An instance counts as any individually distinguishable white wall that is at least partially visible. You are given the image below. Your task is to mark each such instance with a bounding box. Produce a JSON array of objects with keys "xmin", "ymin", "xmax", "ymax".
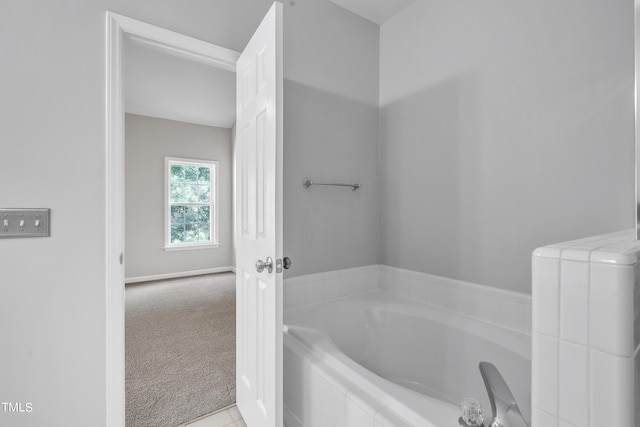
[
  {"xmin": 125, "ymin": 114, "xmax": 233, "ymax": 280},
  {"xmin": 0, "ymin": 0, "xmax": 633, "ymax": 424},
  {"xmin": 0, "ymin": 1, "xmax": 271, "ymax": 426},
  {"xmin": 283, "ymin": 0, "xmax": 380, "ymax": 277},
  {"xmin": 379, "ymin": 0, "xmax": 634, "ymax": 293}
]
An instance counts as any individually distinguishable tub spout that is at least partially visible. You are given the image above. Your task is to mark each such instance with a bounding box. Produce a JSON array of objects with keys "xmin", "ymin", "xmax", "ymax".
[{"xmin": 479, "ymin": 362, "xmax": 529, "ymax": 427}]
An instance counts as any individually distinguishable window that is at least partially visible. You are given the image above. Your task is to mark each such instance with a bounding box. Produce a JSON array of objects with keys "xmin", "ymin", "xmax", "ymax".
[{"xmin": 165, "ymin": 157, "xmax": 218, "ymax": 250}]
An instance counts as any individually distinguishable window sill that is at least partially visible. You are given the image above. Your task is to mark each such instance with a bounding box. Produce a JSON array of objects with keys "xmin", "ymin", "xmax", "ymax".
[{"xmin": 163, "ymin": 243, "xmax": 221, "ymax": 252}]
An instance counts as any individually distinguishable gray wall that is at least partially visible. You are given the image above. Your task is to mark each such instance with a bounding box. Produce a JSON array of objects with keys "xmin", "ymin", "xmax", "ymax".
[
  {"xmin": 0, "ymin": 1, "xmax": 271, "ymax": 425},
  {"xmin": 283, "ymin": 0, "xmax": 380, "ymax": 277},
  {"xmin": 379, "ymin": 0, "xmax": 634, "ymax": 294},
  {"xmin": 125, "ymin": 114, "xmax": 233, "ymax": 279}
]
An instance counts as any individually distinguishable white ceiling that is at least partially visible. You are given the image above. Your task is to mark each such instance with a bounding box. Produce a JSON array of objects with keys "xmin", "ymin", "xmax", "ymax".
[
  {"xmin": 123, "ymin": 0, "xmax": 416, "ymax": 127},
  {"xmin": 124, "ymin": 40, "xmax": 236, "ymax": 129},
  {"xmin": 328, "ymin": 0, "xmax": 416, "ymax": 25}
]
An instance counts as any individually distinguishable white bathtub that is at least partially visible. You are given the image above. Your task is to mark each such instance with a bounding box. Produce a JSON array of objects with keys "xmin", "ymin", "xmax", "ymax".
[{"xmin": 284, "ymin": 290, "xmax": 531, "ymax": 427}]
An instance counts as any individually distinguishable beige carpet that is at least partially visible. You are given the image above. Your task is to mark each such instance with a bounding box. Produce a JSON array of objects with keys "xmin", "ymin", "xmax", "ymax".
[{"xmin": 125, "ymin": 272, "xmax": 236, "ymax": 427}]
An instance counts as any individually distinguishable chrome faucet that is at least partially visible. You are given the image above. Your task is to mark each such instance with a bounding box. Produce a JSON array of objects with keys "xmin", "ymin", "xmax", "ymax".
[{"xmin": 478, "ymin": 362, "xmax": 529, "ymax": 427}]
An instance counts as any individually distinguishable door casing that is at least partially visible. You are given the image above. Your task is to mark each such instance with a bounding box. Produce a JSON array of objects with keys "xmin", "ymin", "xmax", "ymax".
[{"xmin": 105, "ymin": 13, "xmax": 240, "ymax": 425}]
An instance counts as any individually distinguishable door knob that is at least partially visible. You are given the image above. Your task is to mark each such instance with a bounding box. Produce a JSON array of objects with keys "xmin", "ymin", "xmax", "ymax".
[
  {"xmin": 275, "ymin": 257, "xmax": 292, "ymax": 273},
  {"xmin": 256, "ymin": 257, "xmax": 273, "ymax": 273}
]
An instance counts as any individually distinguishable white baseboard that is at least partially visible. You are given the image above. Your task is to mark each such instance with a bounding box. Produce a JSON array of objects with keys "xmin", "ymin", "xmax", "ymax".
[{"xmin": 125, "ymin": 266, "xmax": 235, "ymax": 284}]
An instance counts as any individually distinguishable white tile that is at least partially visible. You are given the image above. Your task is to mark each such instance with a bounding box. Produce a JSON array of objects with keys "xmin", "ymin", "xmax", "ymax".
[
  {"xmin": 285, "ymin": 284, "xmax": 306, "ymax": 310},
  {"xmin": 428, "ymin": 282, "xmax": 456, "ymax": 311},
  {"xmin": 532, "ymin": 256, "xmax": 560, "ymax": 337},
  {"xmin": 320, "ymin": 366, "xmax": 355, "ymax": 395},
  {"xmin": 284, "ymin": 336, "xmax": 321, "ymax": 422},
  {"xmin": 374, "ymin": 407, "xmax": 412, "ymax": 427},
  {"xmin": 531, "ymin": 407, "xmax": 558, "ymax": 427},
  {"xmin": 233, "ymin": 420, "xmax": 246, "ymax": 427},
  {"xmin": 284, "ymin": 275, "xmax": 306, "ymax": 289},
  {"xmin": 494, "ymin": 299, "xmax": 529, "ymax": 334},
  {"xmin": 366, "ymin": 268, "xmax": 380, "ymax": 290},
  {"xmin": 305, "ymin": 280, "xmax": 325, "ymax": 305},
  {"xmin": 560, "ymin": 260, "xmax": 589, "ymax": 345},
  {"xmin": 589, "ymin": 349, "xmax": 635, "ymax": 426},
  {"xmin": 314, "ymin": 369, "xmax": 347, "ymax": 426},
  {"xmin": 558, "ymin": 421, "xmax": 576, "ymax": 427},
  {"xmin": 561, "ymin": 248, "xmax": 591, "ymax": 262},
  {"xmin": 532, "ymin": 333, "xmax": 559, "ymax": 416},
  {"xmin": 533, "ymin": 245, "xmax": 563, "ymax": 259},
  {"xmin": 378, "ymin": 268, "xmax": 394, "ymax": 293},
  {"xmin": 345, "ymin": 387, "xmax": 384, "ymax": 427},
  {"xmin": 524, "ymin": 303, "xmax": 532, "ymax": 335},
  {"xmin": 558, "ymin": 341, "xmax": 588, "ymax": 426},
  {"xmin": 589, "ymin": 263, "xmax": 635, "ymax": 357},
  {"xmin": 393, "ymin": 275, "xmax": 413, "ymax": 299},
  {"xmin": 353, "ymin": 272, "xmax": 370, "ymax": 294},
  {"xmin": 457, "ymin": 288, "xmax": 490, "ymax": 322},
  {"xmin": 409, "ymin": 280, "xmax": 427, "ymax": 300},
  {"xmin": 324, "ymin": 277, "xmax": 345, "ymax": 301},
  {"xmin": 228, "ymin": 406, "xmax": 242, "ymax": 421},
  {"xmin": 186, "ymin": 410, "xmax": 233, "ymax": 427},
  {"xmin": 303, "ymin": 363, "xmax": 330, "ymax": 427}
]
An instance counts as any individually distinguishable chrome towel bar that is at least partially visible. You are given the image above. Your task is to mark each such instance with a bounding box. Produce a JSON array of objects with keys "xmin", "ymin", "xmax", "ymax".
[{"xmin": 302, "ymin": 178, "xmax": 360, "ymax": 191}]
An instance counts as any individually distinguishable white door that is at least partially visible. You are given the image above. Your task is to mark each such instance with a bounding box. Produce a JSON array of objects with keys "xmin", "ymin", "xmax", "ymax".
[{"xmin": 235, "ymin": 3, "xmax": 283, "ymax": 427}]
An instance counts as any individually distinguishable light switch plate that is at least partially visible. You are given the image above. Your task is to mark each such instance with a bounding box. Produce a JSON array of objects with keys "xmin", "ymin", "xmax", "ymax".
[{"xmin": 0, "ymin": 209, "xmax": 50, "ymax": 238}]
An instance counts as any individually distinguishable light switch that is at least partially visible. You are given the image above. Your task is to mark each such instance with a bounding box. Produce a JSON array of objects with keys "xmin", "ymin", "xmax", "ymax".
[{"xmin": 0, "ymin": 209, "xmax": 50, "ymax": 238}]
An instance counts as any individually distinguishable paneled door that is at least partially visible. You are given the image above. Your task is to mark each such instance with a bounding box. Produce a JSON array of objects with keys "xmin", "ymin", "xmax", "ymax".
[{"xmin": 235, "ymin": 3, "xmax": 283, "ymax": 427}]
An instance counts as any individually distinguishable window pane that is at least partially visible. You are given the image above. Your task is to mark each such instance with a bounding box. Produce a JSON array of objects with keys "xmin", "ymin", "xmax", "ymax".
[
  {"xmin": 167, "ymin": 160, "xmax": 216, "ymax": 246},
  {"xmin": 198, "ymin": 206, "xmax": 210, "ymax": 223},
  {"xmin": 170, "ymin": 165, "xmax": 184, "ymax": 182},
  {"xmin": 184, "ymin": 166, "xmax": 198, "ymax": 182},
  {"xmin": 171, "ymin": 205, "xmax": 184, "ymax": 224},
  {"xmin": 171, "ymin": 225, "xmax": 185, "ymax": 243},
  {"xmin": 185, "ymin": 184, "xmax": 198, "ymax": 203},
  {"xmin": 198, "ymin": 167, "xmax": 210, "ymax": 183},
  {"xmin": 185, "ymin": 223, "xmax": 198, "ymax": 242},
  {"xmin": 198, "ymin": 185, "xmax": 210, "ymax": 203},
  {"xmin": 170, "ymin": 183, "xmax": 184, "ymax": 202},
  {"xmin": 184, "ymin": 206, "xmax": 198, "ymax": 223},
  {"xmin": 198, "ymin": 224, "xmax": 211, "ymax": 241}
]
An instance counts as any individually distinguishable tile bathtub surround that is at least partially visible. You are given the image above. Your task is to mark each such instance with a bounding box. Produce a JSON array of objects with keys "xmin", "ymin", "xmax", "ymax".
[
  {"xmin": 285, "ymin": 264, "xmax": 532, "ymax": 333},
  {"xmin": 283, "ymin": 333, "xmax": 415, "ymax": 427},
  {"xmin": 379, "ymin": 265, "xmax": 532, "ymax": 335},
  {"xmin": 284, "ymin": 265, "xmax": 380, "ymax": 309},
  {"xmin": 532, "ymin": 229, "xmax": 640, "ymax": 427}
]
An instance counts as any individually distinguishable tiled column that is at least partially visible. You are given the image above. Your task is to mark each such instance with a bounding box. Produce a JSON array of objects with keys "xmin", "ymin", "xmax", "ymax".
[{"xmin": 532, "ymin": 231, "xmax": 640, "ymax": 427}]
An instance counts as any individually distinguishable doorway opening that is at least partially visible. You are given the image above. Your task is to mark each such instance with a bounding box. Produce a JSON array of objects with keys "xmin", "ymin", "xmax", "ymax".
[
  {"xmin": 107, "ymin": 7, "xmax": 283, "ymax": 425},
  {"xmin": 106, "ymin": 12, "xmax": 240, "ymax": 426}
]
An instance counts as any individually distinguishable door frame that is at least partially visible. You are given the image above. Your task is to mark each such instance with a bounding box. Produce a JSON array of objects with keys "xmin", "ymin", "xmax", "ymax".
[{"xmin": 105, "ymin": 12, "xmax": 240, "ymax": 425}]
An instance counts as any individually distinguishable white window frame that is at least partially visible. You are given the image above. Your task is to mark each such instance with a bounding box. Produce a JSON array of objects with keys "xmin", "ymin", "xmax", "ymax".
[{"xmin": 164, "ymin": 156, "xmax": 220, "ymax": 251}]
